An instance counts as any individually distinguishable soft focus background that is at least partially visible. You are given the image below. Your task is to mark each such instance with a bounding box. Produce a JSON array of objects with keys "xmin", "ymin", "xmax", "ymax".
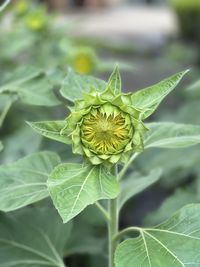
[{"xmin": 0, "ymin": 0, "xmax": 200, "ymax": 266}]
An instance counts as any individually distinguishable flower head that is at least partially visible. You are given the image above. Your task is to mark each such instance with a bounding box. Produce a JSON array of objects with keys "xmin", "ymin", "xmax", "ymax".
[
  {"xmin": 62, "ymin": 68, "xmax": 147, "ymax": 165},
  {"xmin": 69, "ymin": 47, "xmax": 97, "ymax": 74},
  {"xmin": 25, "ymin": 9, "xmax": 47, "ymax": 31}
]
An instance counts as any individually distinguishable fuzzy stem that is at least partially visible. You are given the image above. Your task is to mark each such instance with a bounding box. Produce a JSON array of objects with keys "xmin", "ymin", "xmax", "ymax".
[{"xmin": 108, "ymin": 166, "xmax": 119, "ymax": 267}]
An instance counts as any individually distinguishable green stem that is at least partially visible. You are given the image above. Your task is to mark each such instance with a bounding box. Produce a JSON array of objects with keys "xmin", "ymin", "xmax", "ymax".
[
  {"xmin": 95, "ymin": 202, "xmax": 110, "ymax": 221},
  {"xmin": 114, "ymin": 227, "xmax": 141, "ymax": 243},
  {"xmin": 108, "ymin": 166, "xmax": 119, "ymax": 267},
  {"xmin": 118, "ymin": 152, "xmax": 139, "ymax": 181}
]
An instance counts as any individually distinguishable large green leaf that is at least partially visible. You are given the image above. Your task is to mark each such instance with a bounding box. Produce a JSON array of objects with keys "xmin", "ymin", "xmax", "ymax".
[
  {"xmin": 48, "ymin": 163, "xmax": 119, "ymax": 223},
  {"xmin": 64, "ymin": 208, "xmax": 105, "ymax": 256},
  {"xmin": 115, "ymin": 204, "xmax": 200, "ymax": 267},
  {"xmin": 60, "ymin": 69, "xmax": 107, "ymax": 102},
  {"xmin": 0, "ymin": 151, "xmax": 61, "ymax": 211},
  {"xmin": 27, "ymin": 120, "xmax": 71, "ymax": 144},
  {"xmin": 131, "ymin": 70, "xmax": 189, "ymax": 119},
  {"xmin": 118, "ymin": 169, "xmax": 162, "ymax": 211},
  {"xmin": 0, "ymin": 207, "xmax": 72, "ymax": 267},
  {"xmin": 0, "ymin": 66, "xmax": 60, "ymax": 106},
  {"xmin": 145, "ymin": 122, "xmax": 200, "ymax": 149}
]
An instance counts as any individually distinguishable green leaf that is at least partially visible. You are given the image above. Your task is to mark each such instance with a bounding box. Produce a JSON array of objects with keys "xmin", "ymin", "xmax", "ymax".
[
  {"xmin": 0, "ymin": 95, "xmax": 17, "ymax": 128},
  {"xmin": 0, "ymin": 207, "xmax": 72, "ymax": 267},
  {"xmin": 131, "ymin": 70, "xmax": 189, "ymax": 119},
  {"xmin": 0, "ymin": 141, "xmax": 3, "ymax": 152},
  {"xmin": 48, "ymin": 163, "xmax": 119, "ymax": 223},
  {"xmin": 144, "ymin": 188, "xmax": 199, "ymax": 226},
  {"xmin": 0, "ymin": 66, "xmax": 42, "ymax": 92},
  {"xmin": 0, "ymin": 151, "xmax": 61, "ymax": 211},
  {"xmin": 118, "ymin": 169, "xmax": 162, "ymax": 211},
  {"xmin": 0, "ymin": 66, "xmax": 60, "ymax": 106},
  {"xmin": 17, "ymin": 75, "xmax": 60, "ymax": 106},
  {"xmin": 106, "ymin": 66, "xmax": 121, "ymax": 95},
  {"xmin": 0, "ymin": 126, "xmax": 42, "ymax": 164},
  {"xmin": 145, "ymin": 122, "xmax": 200, "ymax": 149},
  {"xmin": 115, "ymin": 204, "xmax": 200, "ymax": 267},
  {"xmin": 27, "ymin": 120, "xmax": 71, "ymax": 144},
  {"xmin": 60, "ymin": 69, "xmax": 107, "ymax": 102},
  {"xmin": 64, "ymin": 211, "xmax": 105, "ymax": 256}
]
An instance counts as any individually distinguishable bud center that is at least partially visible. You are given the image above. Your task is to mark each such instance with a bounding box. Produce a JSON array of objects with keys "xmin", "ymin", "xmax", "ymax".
[{"xmin": 81, "ymin": 104, "xmax": 132, "ymax": 155}]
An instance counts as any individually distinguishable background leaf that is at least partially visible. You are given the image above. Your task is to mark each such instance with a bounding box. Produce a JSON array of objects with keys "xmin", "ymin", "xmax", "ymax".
[
  {"xmin": 0, "ymin": 142, "xmax": 3, "ymax": 152},
  {"xmin": 118, "ymin": 169, "xmax": 162, "ymax": 211},
  {"xmin": 0, "ymin": 66, "xmax": 60, "ymax": 106},
  {"xmin": 0, "ymin": 95, "xmax": 17, "ymax": 128},
  {"xmin": 144, "ymin": 188, "xmax": 199, "ymax": 226},
  {"xmin": 60, "ymin": 69, "xmax": 107, "ymax": 102},
  {"xmin": 48, "ymin": 163, "xmax": 119, "ymax": 223},
  {"xmin": 27, "ymin": 121, "xmax": 71, "ymax": 144},
  {"xmin": 0, "ymin": 126, "xmax": 42, "ymax": 164},
  {"xmin": 145, "ymin": 122, "xmax": 200, "ymax": 149},
  {"xmin": 0, "ymin": 207, "xmax": 72, "ymax": 267},
  {"xmin": 131, "ymin": 70, "xmax": 189, "ymax": 119},
  {"xmin": 0, "ymin": 151, "xmax": 61, "ymax": 211},
  {"xmin": 115, "ymin": 204, "xmax": 200, "ymax": 267}
]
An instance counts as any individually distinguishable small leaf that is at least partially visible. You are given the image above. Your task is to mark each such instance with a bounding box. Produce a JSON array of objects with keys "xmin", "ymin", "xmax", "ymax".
[
  {"xmin": 0, "ymin": 151, "xmax": 61, "ymax": 211},
  {"xmin": 145, "ymin": 122, "xmax": 200, "ymax": 149},
  {"xmin": 131, "ymin": 70, "xmax": 189, "ymax": 119},
  {"xmin": 48, "ymin": 163, "xmax": 119, "ymax": 223},
  {"xmin": 118, "ymin": 169, "xmax": 162, "ymax": 211},
  {"xmin": 60, "ymin": 69, "xmax": 107, "ymax": 102},
  {"xmin": 106, "ymin": 66, "xmax": 121, "ymax": 95},
  {"xmin": 27, "ymin": 120, "xmax": 71, "ymax": 144},
  {"xmin": 0, "ymin": 207, "xmax": 72, "ymax": 267},
  {"xmin": 115, "ymin": 204, "xmax": 200, "ymax": 267}
]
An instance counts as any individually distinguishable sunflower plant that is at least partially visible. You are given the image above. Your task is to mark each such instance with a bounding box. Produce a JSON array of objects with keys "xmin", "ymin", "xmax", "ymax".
[{"xmin": 2, "ymin": 67, "xmax": 200, "ymax": 266}]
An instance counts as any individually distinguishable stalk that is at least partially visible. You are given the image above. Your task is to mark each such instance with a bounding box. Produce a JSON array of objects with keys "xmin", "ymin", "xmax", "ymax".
[{"xmin": 108, "ymin": 166, "xmax": 119, "ymax": 267}]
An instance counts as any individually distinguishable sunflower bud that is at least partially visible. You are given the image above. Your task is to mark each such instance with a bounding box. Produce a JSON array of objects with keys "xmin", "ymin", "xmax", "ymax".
[{"xmin": 63, "ymin": 71, "xmax": 147, "ymax": 165}]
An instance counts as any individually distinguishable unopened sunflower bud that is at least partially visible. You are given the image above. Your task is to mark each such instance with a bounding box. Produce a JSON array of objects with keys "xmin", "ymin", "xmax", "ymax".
[{"xmin": 63, "ymin": 81, "xmax": 147, "ymax": 165}]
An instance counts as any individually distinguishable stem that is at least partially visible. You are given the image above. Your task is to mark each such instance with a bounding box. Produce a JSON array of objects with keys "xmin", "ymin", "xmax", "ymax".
[
  {"xmin": 95, "ymin": 202, "xmax": 110, "ymax": 221},
  {"xmin": 114, "ymin": 227, "xmax": 141, "ymax": 243},
  {"xmin": 118, "ymin": 152, "xmax": 139, "ymax": 181},
  {"xmin": 108, "ymin": 166, "xmax": 119, "ymax": 267}
]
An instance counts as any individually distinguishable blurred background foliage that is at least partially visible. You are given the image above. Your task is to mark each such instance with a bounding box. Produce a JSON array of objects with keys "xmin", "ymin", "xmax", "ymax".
[{"xmin": 0, "ymin": 0, "xmax": 200, "ymax": 266}]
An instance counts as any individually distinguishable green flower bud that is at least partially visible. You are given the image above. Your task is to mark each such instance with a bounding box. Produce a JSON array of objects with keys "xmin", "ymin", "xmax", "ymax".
[{"xmin": 63, "ymin": 75, "xmax": 147, "ymax": 166}]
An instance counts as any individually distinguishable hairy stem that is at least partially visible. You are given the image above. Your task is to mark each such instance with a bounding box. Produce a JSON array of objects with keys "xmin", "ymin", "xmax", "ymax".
[{"xmin": 108, "ymin": 166, "xmax": 119, "ymax": 267}]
